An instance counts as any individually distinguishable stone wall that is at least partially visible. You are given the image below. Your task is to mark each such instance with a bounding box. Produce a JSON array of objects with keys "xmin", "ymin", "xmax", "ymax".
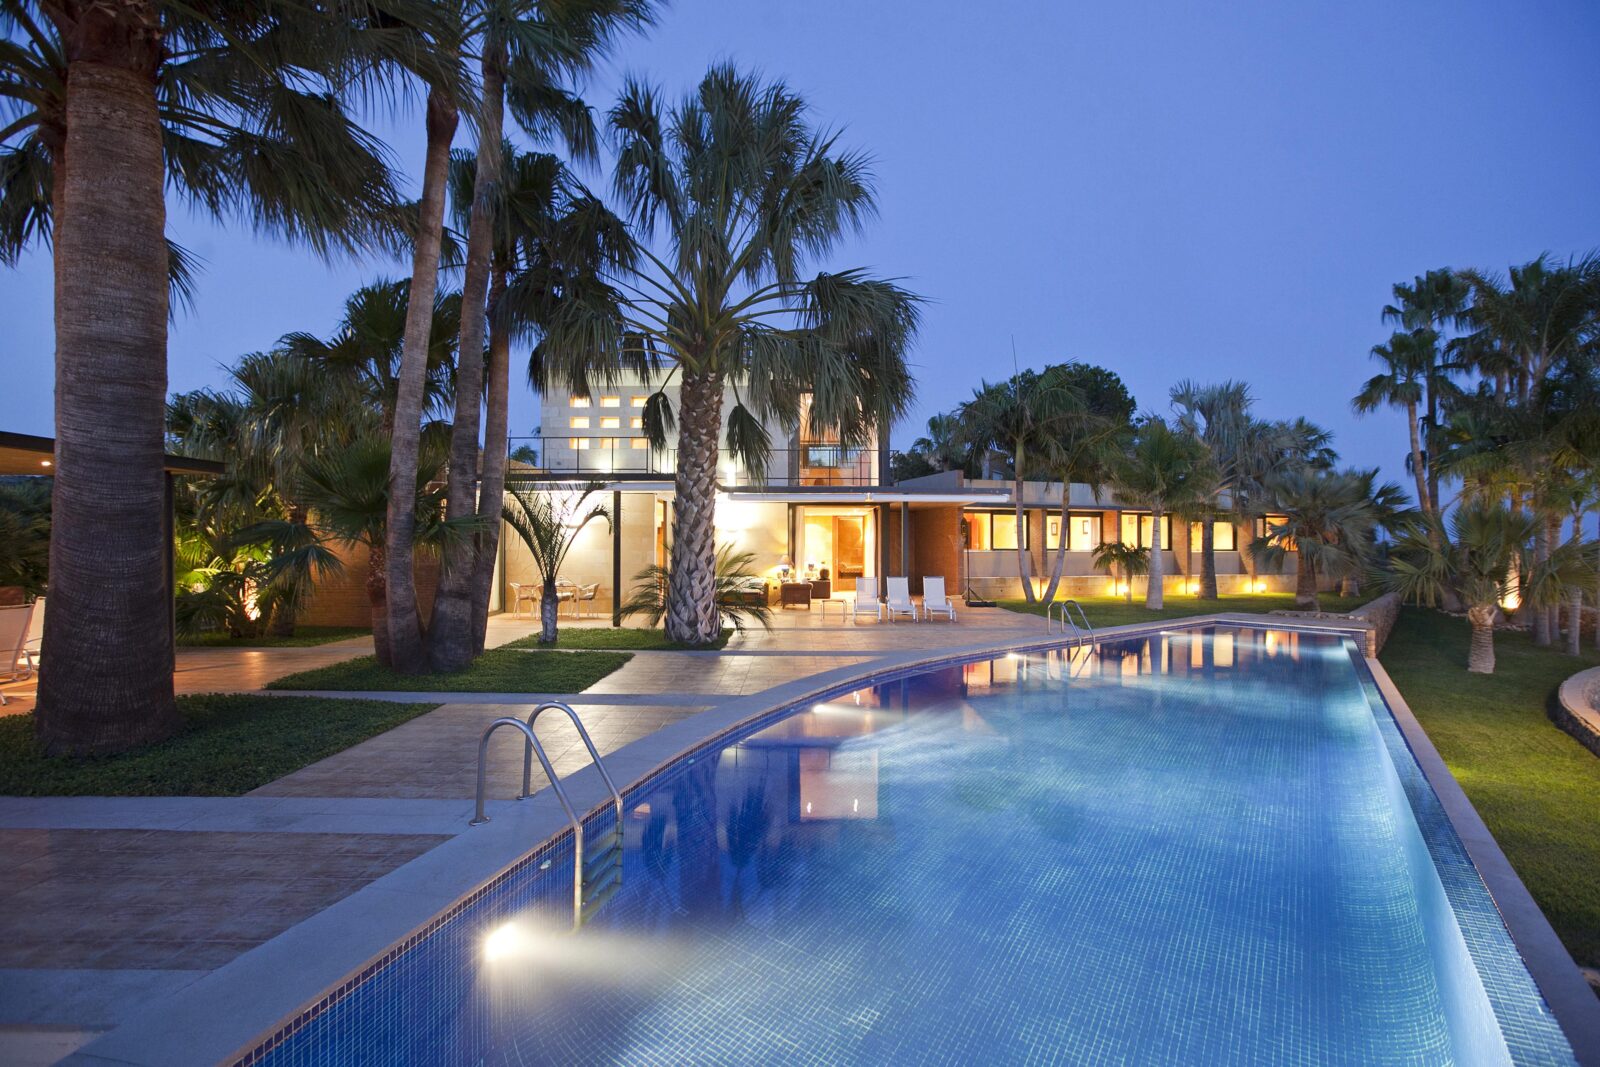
[
  {"xmin": 1350, "ymin": 592, "xmax": 1401, "ymax": 655},
  {"xmin": 299, "ymin": 543, "xmax": 439, "ymax": 628},
  {"xmin": 1555, "ymin": 667, "xmax": 1600, "ymax": 760}
]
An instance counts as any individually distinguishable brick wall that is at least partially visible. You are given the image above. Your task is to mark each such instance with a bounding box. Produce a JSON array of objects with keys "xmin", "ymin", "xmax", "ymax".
[{"xmin": 910, "ymin": 505, "xmax": 962, "ymax": 596}]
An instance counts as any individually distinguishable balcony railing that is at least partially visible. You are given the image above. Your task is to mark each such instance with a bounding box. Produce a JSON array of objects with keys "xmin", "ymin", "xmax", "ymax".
[{"xmin": 506, "ymin": 437, "xmax": 892, "ymax": 487}]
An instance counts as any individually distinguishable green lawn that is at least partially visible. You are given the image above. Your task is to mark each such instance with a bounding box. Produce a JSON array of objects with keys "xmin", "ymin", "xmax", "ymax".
[
  {"xmin": 502, "ymin": 627, "xmax": 733, "ymax": 651},
  {"xmin": 1380, "ymin": 608, "xmax": 1600, "ymax": 969},
  {"xmin": 0, "ymin": 695, "xmax": 437, "ymax": 796},
  {"xmin": 177, "ymin": 626, "xmax": 370, "ymax": 649},
  {"xmin": 266, "ymin": 647, "xmax": 631, "ymax": 693},
  {"xmin": 999, "ymin": 592, "xmax": 1374, "ymax": 629}
]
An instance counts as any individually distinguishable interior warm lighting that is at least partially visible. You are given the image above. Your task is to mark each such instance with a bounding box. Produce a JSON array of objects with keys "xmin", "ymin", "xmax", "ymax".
[
  {"xmin": 39, "ymin": 459, "xmax": 52, "ymax": 468},
  {"xmin": 484, "ymin": 921, "xmax": 523, "ymax": 961}
]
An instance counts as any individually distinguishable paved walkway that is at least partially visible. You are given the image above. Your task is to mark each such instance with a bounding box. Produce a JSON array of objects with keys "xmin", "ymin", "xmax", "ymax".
[{"xmin": 0, "ymin": 604, "xmax": 1042, "ymax": 1064}]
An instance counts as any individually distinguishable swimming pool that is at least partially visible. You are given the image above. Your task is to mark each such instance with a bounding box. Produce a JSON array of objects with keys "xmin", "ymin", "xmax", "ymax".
[{"xmin": 245, "ymin": 626, "xmax": 1582, "ymax": 1066}]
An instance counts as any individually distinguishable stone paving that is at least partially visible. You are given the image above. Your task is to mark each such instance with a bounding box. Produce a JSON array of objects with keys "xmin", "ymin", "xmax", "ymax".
[{"xmin": 0, "ymin": 603, "xmax": 1042, "ymax": 1064}]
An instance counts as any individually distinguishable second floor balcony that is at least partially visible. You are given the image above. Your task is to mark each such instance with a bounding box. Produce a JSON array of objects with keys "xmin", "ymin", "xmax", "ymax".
[{"xmin": 508, "ymin": 437, "xmax": 890, "ymax": 487}]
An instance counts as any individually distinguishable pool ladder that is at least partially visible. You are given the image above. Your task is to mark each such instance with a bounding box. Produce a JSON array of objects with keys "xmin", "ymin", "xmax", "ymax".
[
  {"xmin": 1046, "ymin": 599, "xmax": 1096, "ymax": 648},
  {"xmin": 470, "ymin": 701, "xmax": 625, "ymax": 930}
]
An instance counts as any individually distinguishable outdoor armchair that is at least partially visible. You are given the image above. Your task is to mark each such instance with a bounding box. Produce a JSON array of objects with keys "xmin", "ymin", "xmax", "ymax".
[
  {"xmin": 884, "ymin": 577, "xmax": 919, "ymax": 622},
  {"xmin": 851, "ymin": 577, "xmax": 881, "ymax": 623},
  {"xmin": 922, "ymin": 578, "xmax": 957, "ymax": 622}
]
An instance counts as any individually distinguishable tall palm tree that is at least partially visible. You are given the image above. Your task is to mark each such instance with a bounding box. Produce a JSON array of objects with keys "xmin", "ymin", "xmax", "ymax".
[
  {"xmin": 1037, "ymin": 363, "xmax": 1134, "ymax": 603},
  {"xmin": 1170, "ymin": 379, "xmax": 1253, "ymax": 600},
  {"xmin": 1109, "ymin": 417, "xmax": 1214, "ymax": 610},
  {"xmin": 526, "ymin": 65, "xmax": 921, "ymax": 645},
  {"xmin": 1456, "ymin": 254, "xmax": 1600, "ymax": 646},
  {"xmin": 5, "ymin": 1, "xmax": 424, "ymax": 754},
  {"xmin": 1352, "ymin": 329, "xmax": 1435, "ymax": 527},
  {"xmin": 1387, "ymin": 505, "xmax": 1591, "ymax": 674},
  {"xmin": 958, "ymin": 368, "xmax": 1082, "ymax": 604},
  {"xmin": 1383, "ymin": 269, "xmax": 1469, "ymax": 512},
  {"xmin": 424, "ymin": 0, "xmax": 653, "ymax": 672}
]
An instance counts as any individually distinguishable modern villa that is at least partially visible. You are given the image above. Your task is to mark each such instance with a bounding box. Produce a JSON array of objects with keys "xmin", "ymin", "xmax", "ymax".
[{"xmin": 500, "ymin": 375, "xmax": 1300, "ymax": 612}]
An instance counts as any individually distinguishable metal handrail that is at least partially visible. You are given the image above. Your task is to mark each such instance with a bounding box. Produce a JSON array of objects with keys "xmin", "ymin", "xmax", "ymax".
[
  {"xmin": 523, "ymin": 700, "xmax": 624, "ymax": 830},
  {"xmin": 470, "ymin": 717, "xmax": 574, "ymax": 828},
  {"xmin": 1046, "ymin": 601, "xmax": 1080, "ymax": 644},
  {"xmin": 1061, "ymin": 599, "xmax": 1096, "ymax": 648}
]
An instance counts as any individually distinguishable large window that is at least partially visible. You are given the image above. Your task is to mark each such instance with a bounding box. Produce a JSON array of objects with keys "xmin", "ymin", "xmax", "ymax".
[
  {"xmin": 1262, "ymin": 514, "xmax": 1296, "ymax": 551},
  {"xmin": 966, "ymin": 511, "xmax": 1026, "ymax": 551},
  {"xmin": 1118, "ymin": 512, "xmax": 1172, "ymax": 550},
  {"xmin": 1189, "ymin": 521, "xmax": 1236, "ymax": 551},
  {"xmin": 1046, "ymin": 513, "xmax": 1102, "ymax": 551}
]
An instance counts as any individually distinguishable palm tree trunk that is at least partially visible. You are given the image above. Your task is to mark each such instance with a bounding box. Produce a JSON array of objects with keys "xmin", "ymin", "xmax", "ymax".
[
  {"xmin": 1145, "ymin": 509, "xmax": 1165, "ymax": 609},
  {"xmin": 1425, "ymin": 381, "xmax": 1441, "ymax": 513},
  {"xmin": 37, "ymin": 16, "xmax": 183, "ymax": 756},
  {"xmin": 1567, "ymin": 590, "xmax": 1582, "ymax": 657},
  {"xmin": 1406, "ymin": 400, "xmax": 1434, "ymax": 535},
  {"xmin": 665, "ymin": 366, "xmax": 724, "ymax": 645},
  {"xmin": 1199, "ymin": 517, "xmax": 1218, "ymax": 599},
  {"xmin": 1039, "ymin": 501, "xmax": 1069, "ymax": 603},
  {"xmin": 469, "ymin": 267, "xmax": 511, "ymax": 655},
  {"xmin": 1546, "ymin": 514, "xmax": 1562, "ymax": 646},
  {"xmin": 1014, "ymin": 459, "xmax": 1033, "ymax": 603},
  {"xmin": 384, "ymin": 88, "xmax": 458, "ymax": 674},
  {"xmin": 1294, "ymin": 553, "xmax": 1318, "ymax": 610},
  {"xmin": 429, "ymin": 46, "xmax": 505, "ymax": 672},
  {"xmin": 540, "ymin": 577, "xmax": 559, "ymax": 645},
  {"xmin": 367, "ymin": 540, "xmax": 392, "ymax": 667},
  {"xmin": 1467, "ymin": 605, "xmax": 1497, "ymax": 673}
]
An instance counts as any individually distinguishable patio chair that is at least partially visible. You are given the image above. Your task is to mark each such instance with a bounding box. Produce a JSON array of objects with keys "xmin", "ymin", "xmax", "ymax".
[
  {"xmin": 20, "ymin": 596, "xmax": 43, "ymax": 674},
  {"xmin": 921, "ymin": 577, "xmax": 957, "ymax": 622},
  {"xmin": 507, "ymin": 582, "xmax": 538, "ymax": 619},
  {"xmin": 571, "ymin": 583, "xmax": 599, "ymax": 618},
  {"xmin": 553, "ymin": 578, "xmax": 579, "ymax": 615},
  {"xmin": 884, "ymin": 577, "xmax": 919, "ymax": 623},
  {"xmin": 850, "ymin": 577, "xmax": 881, "ymax": 623},
  {"xmin": 0, "ymin": 602, "xmax": 33, "ymax": 706}
]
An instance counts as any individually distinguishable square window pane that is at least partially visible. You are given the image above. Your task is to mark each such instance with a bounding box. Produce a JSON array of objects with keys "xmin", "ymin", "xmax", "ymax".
[
  {"xmin": 570, "ymin": 416, "xmax": 590, "ymax": 429},
  {"xmin": 630, "ymin": 396, "xmax": 648, "ymax": 408},
  {"xmin": 966, "ymin": 514, "xmax": 991, "ymax": 550},
  {"xmin": 570, "ymin": 396, "xmax": 590, "ymax": 408},
  {"xmin": 1069, "ymin": 514, "xmax": 1100, "ymax": 551},
  {"xmin": 992, "ymin": 513, "xmax": 1019, "ymax": 550},
  {"xmin": 600, "ymin": 396, "xmax": 620, "ymax": 408},
  {"xmin": 600, "ymin": 416, "xmax": 620, "ymax": 429}
]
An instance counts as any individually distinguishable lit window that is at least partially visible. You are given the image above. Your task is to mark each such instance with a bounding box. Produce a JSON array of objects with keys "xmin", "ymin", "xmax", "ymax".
[
  {"xmin": 598, "ymin": 437, "xmax": 620, "ymax": 449},
  {"xmin": 1190, "ymin": 521, "xmax": 1236, "ymax": 551},
  {"xmin": 992, "ymin": 513, "xmax": 1019, "ymax": 551},
  {"xmin": 569, "ymin": 416, "xmax": 590, "ymax": 429},
  {"xmin": 1119, "ymin": 513, "xmax": 1171, "ymax": 549},
  {"xmin": 630, "ymin": 438, "xmax": 649, "ymax": 450},
  {"xmin": 569, "ymin": 437, "xmax": 591, "ymax": 450},
  {"xmin": 569, "ymin": 396, "xmax": 590, "ymax": 408},
  {"xmin": 630, "ymin": 395, "xmax": 648, "ymax": 408},
  {"xmin": 1047, "ymin": 513, "xmax": 1101, "ymax": 551},
  {"xmin": 600, "ymin": 396, "xmax": 620, "ymax": 408},
  {"xmin": 600, "ymin": 416, "xmax": 620, "ymax": 429},
  {"xmin": 1263, "ymin": 514, "xmax": 1296, "ymax": 551},
  {"xmin": 630, "ymin": 417, "xmax": 644, "ymax": 429}
]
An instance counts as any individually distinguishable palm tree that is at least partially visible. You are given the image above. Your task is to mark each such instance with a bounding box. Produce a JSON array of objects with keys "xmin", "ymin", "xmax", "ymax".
[
  {"xmin": 1109, "ymin": 417, "xmax": 1214, "ymax": 610},
  {"xmin": 620, "ymin": 544, "xmax": 774, "ymax": 634},
  {"xmin": 1170, "ymin": 379, "xmax": 1253, "ymax": 600},
  {"xmin": 1383, "ymin": 269, "xmax": 1470, "ymax": 513},
  {"xmin": 527, "ymin": 65, "xmax": 921, "ymax": 645},
  {"xmin": 890, "ymin": 413, "xmax": 967, "ymax": 482},
  {"xmin": 279, "ymin": 280, "xmax": 461, "ymax": 436},
  {"xmin": 500, "ymin": 481, "xmax": 609, "ymax": 644},
  {"xmin": 1254, "ymin": 468, "xmax": 1405, "ymax": 610},
  {"xmin": 1037, "ymin": 363, "xmax": 1134, "ymax": 603},
  {"xmin": 1387, "ymin": 505, "xmax": 1592, "ymax": 673},
  {"xmin": 0, "ymin": 478, "xmax": 50, "ymax": 596},
  {"xmin": 1352, "ymin": 329, "xmax": 1436, "ymax": 528},
  {"xmin": 423, "ymin": 0, "xmax": 654, "ymax": 672},
  {"xmin": 1091, "ymin": 541, "xmax": 1149, "ymax": 605},
  {"xmin": 958, "ymin": 368, "xmax": 1082, "ymax": 604},
  {"xmin": 5, "ymin": 1, "xmax": 419, "ymax": 755},
  {"xmin": 292, "ymin": 435, "xmax": 458, "ymax": 666},
  {"xmin": 1456, "ymin": 254, "xmax": 1600, "ymax": 646}
]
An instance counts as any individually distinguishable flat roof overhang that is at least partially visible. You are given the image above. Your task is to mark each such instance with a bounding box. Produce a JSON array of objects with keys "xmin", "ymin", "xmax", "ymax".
[
  {"xmin": 0, "ymin": 431, "xmax": 225, "ymax": 477},
  {"xmin": 721, "ymin": 489, "xmax": 1008, "ymax": 506}
]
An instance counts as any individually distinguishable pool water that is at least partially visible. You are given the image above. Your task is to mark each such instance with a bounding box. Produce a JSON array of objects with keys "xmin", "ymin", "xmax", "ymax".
[{"xmin": 251, "ymin": 627, "xmax": 1577, "ymax": 1066}]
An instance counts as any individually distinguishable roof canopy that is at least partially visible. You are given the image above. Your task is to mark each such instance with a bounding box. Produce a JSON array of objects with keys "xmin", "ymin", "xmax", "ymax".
[{"xmin": 0, "ymin": 431, "xmax": 224, "ymax": 477}]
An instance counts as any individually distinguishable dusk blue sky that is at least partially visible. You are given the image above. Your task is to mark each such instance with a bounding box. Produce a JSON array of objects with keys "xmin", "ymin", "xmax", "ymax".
[{"xmin": 4, "ymin": 0, "xmax": 1598, "ymax": 499}]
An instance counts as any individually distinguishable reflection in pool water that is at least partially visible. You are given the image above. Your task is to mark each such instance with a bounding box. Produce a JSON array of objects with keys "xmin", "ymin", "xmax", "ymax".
[{"xmin": 254, "ymin": 627, "xmax": 1575, "ymax": 1067}]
